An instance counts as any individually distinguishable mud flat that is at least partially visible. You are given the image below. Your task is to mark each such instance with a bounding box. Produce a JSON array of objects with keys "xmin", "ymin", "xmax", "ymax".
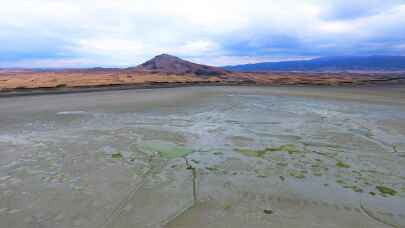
[{"xmin": 1, "ymin": 86, "xmax": 405, "ymax": 228}]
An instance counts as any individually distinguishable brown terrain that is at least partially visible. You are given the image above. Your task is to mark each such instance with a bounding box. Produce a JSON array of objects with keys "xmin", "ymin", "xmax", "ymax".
[
  {"xmin": 131, "ymin": 54, "xmax": 228, "ymax": 76},
  {"xmin": 0, "ymin": 54, "xmax": 404, "ymax": 95}
]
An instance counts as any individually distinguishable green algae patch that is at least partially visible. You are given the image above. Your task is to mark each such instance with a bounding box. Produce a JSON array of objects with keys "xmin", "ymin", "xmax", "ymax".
[
  {"xmin": 140, "ymin": 141, "xmax": 193, "ymax": 159},
  {"xmin": 206, "ymin": 167, "xmax": 220, "ymax": 172},
  {"xmin": 255, "ymin": 169, "xmax": 272, "ymax": 178},
  {"xmin": 310, "ymin": 164, "xmax": 324, "ymax": 176},
  {"xmin": 224, "ymin": 203, "xmax": 232, "ymax": 210},
  {"xmin": 277, "ymin": 162, "xmax": 288, "ymax": 167},
  {"xmin": 236, "ymin": 148, "xmax": 267, "ymax": 157},
  {"xmin": 267, "ymin": 144, "xmax": 301, "ymax": 155},
  {"xmin": 336, "ymin": 161, "xmax": 351, "ymax": 169},
  {"xmin": 111, "ymin": 152, "xmax": 123, "ymax": 159},
  {"xmin": 344, "ymin": 185, "xmax": 363, "ymax": 193},
  {"xmin": 376, "ymin": 186, "xmax": 397, "ymax": 196},
  {"xmin": 336, "ymin": 179, "xmax": 345, "ymax": 185},
  {"xmin": 312, "ymin": 171, "xmax": 323, "ymax": 176},
  {"xmin": 157, "ymin": 146, "xmax": 192, "ymax": 159},
  {"xmin": 289, "ymin": 170, "xmax": 306, "ymax": 179},
  {"xmin": 236, "ymin": 144, "xmax": 302, "ymax": 158}
]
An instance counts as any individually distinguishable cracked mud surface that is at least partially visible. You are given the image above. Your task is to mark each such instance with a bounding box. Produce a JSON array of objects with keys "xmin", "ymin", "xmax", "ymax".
[{"xmin": 1, "ymin": 86, "xmax": 405, "ymax": 227}]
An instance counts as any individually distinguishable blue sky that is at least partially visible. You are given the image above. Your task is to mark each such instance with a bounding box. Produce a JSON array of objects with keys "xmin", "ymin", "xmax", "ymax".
[{"xmin": 1, "ymin": 0, "xmax": 405, "ymax": 68}]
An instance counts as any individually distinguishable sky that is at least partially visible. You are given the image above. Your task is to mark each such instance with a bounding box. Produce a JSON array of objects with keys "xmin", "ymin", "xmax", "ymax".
[{"xmin": 0, "ymin": 0, "xmax": 405, "ymax": 68}]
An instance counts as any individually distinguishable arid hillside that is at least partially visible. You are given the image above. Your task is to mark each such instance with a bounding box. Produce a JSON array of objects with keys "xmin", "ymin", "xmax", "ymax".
[
  {"xmin": 132, "ymin": 54, "xmax": 228, "ymax": 76},
  {"xmin": 0, "ymin": 55, "xmax": 404, "ymax": 93}
]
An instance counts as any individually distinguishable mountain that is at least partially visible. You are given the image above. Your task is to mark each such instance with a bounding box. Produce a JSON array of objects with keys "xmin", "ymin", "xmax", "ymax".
[
  {"xmin": 132, "ymin": 54, "xmax": 228, "ymax": 76},
  {"xmin": 224, "ymin": 56, "xmax": 405, "ymax": 72}
]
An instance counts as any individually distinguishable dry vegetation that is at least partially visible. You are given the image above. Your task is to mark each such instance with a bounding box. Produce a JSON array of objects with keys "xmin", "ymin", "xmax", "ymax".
[
  {"xmin": 0, "ymin": 69, "xmax": 403, "ymax": 92},
  {"xmin": 0, "ymin": 70, "xmax": 222, "ymax": 91}
]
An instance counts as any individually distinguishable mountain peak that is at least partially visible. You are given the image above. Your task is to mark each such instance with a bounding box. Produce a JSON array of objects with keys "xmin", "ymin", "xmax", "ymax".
[
  {"xmin": 133, "ymin": 54, "xmax": 227, "ymax": 76},
  {"xmin": 154, "ymin": 53, "xmax": 177, "ymax": 58}
]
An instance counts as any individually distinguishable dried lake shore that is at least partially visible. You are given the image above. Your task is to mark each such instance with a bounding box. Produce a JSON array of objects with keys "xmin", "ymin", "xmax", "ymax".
[
  {"xmin": 1, "ymin": 86, "xmax": 405, "ymax": 228},
  {"xmin": 1, "ymin": 69, "xmax": 404, "ymax": 98}
]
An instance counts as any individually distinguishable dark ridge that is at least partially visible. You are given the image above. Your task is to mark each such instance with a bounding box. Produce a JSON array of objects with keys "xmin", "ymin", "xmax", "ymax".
[{"xmin": 224, "ymin": 56, "xmax": 405, "ymax": 72}]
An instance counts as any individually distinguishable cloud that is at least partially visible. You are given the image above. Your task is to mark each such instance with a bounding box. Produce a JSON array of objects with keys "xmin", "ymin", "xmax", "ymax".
[
  {"xmin": 320, "ymin": 0, "xmax": 403, "ymax": 20},
  {"xmin": 0, "ymin": 58, "xmax": 103, "ymax": 69},
  {"xmin": 0, "ymin": 0, "xmax": 404, "ymax": 67}
]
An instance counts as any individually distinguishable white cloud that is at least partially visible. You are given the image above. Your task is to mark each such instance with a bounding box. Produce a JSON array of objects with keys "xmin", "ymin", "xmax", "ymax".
[
  {"xmin": 0, "ymin": 58, "xmax": 104, "ymax": 68},
  {"xmin": 0, "ymin": 0, "xmax": 404, "ymax": 67}
]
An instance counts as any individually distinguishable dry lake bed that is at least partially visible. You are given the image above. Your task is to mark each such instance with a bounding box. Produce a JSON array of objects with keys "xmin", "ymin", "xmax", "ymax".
[{"xmin": 1, "ymin": 86, "xmax": 405, "ymax": 228}]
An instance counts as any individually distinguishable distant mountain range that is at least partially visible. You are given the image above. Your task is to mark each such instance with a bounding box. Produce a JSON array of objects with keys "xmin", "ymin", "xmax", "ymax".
[
  {"xmin": 2, "ymin": 55, "xmax": 405, "ymax": 74},
  {"xmin": 224, "ymin": 56, "xmax": 405, "ymax": 72}
]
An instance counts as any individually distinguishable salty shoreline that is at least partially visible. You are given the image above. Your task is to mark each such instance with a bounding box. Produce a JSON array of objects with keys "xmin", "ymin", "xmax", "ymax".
[
  {"xmin": 1, "ymin": 69, "xmax": 404, "ymax": 98},
  {"xmin": 0, "ymin": 81, "xmax": 248, "ymax": 98},
  {"xmin": 1, "ymin": 77, "xmax": 405, "ymax": 98}
]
